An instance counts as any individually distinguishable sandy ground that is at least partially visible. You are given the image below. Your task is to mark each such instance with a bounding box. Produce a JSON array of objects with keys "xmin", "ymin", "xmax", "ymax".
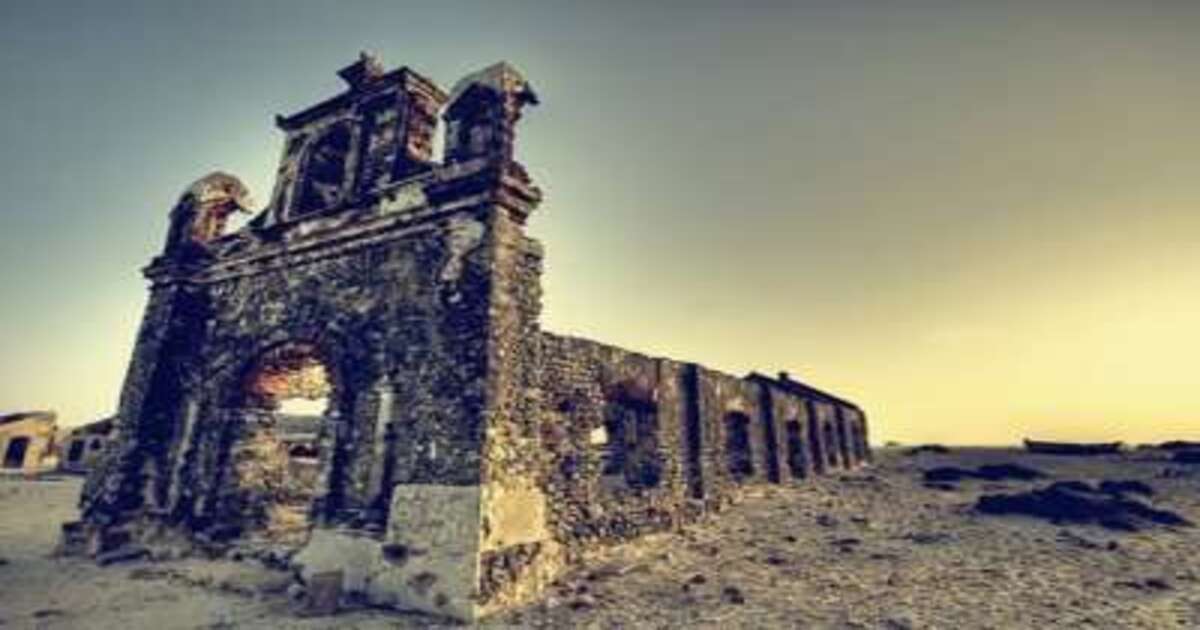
[{"xmin": 1, "ymin": 448, "xmax": 1197, "ymax": 629}]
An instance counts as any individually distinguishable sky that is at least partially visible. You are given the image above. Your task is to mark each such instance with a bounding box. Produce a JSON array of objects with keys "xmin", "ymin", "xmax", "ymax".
[{"xmin": 1, "ymin": 1, "xmax": 1198, "ymax": 444}]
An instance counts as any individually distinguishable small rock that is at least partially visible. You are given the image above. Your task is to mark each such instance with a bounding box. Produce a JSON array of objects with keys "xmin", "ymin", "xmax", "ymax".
[
  {"xmin": 816, "ymin": 515, "xmax": 838, "ymax": 528},
  {"xmin": 303, "ymin": 570, "xmax": 342, "ymax": 616},
  {"xmin": 721, "ymin": 586, "xmax": 746, "ymax": 605},
  {"xmin": 1145, "ymin": 578, "xmax": 1172, "ymax": 591},
  {"xmin": 687, "ymin": 573, "xmax": 707, "ymax": 585},
  {"xmin": 568, "ymin": 594, "xmax": 596, "ymax": 610},
  {"xmin": 286, "ymin": 582, "xmax": 306, "ymax": 602}
]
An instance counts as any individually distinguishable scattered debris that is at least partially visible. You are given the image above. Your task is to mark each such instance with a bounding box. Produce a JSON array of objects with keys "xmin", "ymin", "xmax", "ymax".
[
  {"xmin": 924, "ymin": 464, "xmax": 1045, "ymax": 484},
  {"xmin": 975, "ymin": 482, "xmax": 1192, "ymax": 531},
  {"xmin": 1171, "ymin": 451, "xmax": 1200, "ymax": 465}
]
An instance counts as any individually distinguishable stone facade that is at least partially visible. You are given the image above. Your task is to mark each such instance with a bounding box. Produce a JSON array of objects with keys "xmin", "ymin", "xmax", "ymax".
[{"xmin": 66, "ymin": 53, "xmax": 871, "ymax": 621}]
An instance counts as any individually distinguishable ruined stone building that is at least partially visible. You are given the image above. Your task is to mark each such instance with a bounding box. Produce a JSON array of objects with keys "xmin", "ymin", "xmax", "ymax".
[
  {"xmin": 67, "ymin": 54, "xmax": 871, "ymax": 621},
  {"xmin": 0, "ymin": 411, "xmax": 59, "ymax": 473},
  {"xmin": 58, "ymin": 416, "xmax": 116, "ymax": 474}
]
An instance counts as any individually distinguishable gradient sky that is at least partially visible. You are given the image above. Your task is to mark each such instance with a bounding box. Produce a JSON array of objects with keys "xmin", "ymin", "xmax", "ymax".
[{"xmin": 1, "ymin": 1, "xmax": 1198, "ymax": 444}]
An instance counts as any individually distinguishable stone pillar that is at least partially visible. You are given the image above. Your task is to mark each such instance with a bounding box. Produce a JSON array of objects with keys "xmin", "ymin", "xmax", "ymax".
[
  {"xmin": 311, "ymin": 407, "xmax": 342, "ymax": 524},
  {"xmin": 366, "ymin": 382, "xmax": 397, "ymax": 526},
  {"xmin": 166, "ymin": 396, "xmax": 201, "ymax": 514}
]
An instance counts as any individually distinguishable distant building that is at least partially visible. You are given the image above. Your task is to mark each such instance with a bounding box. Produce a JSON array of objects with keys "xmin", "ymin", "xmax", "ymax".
[
  {"xmin": 58, "ymin": 417, "xmax": 116, "ymax": 474},
  {"xmin": 0, "ymin": 411, "xmax": 59, "ymax": 473}
]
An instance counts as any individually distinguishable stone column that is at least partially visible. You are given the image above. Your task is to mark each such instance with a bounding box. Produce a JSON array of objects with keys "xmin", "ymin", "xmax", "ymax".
[
  {"xmin": 166, "ymin": 396, "xmax": 201, "ymax": 514},
  {"xmin": 366, "ymin": 382, "xmax": 397, "ymax": 526}
]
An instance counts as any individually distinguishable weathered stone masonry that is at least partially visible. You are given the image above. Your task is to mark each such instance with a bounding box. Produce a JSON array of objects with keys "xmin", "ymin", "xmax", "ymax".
[{"xmin": 66, "ymin": 53, "xmax": 871, "ymax": 621}]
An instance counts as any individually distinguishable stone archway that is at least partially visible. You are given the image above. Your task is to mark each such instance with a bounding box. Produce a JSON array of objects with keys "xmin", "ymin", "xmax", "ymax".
[{"xmin": 225, "ymin": 341, "xmax": 335, "ymax": 548}]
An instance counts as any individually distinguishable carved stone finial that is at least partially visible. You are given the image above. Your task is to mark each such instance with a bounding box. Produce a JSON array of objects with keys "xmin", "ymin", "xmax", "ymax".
[
  {"xmin": 338, "ymin": 51, "xmax": 387, "ymax": 89},
  {"xmin": 446, "ymin": 62, "xmax": 538, "ymax": 110},
  {"xmin": 443, "ymin": 62, "xmax": 538, "ymax": 167},
  {"xmin": 163, "ymin": 172, "xmax": 254, "ymax": 254}
]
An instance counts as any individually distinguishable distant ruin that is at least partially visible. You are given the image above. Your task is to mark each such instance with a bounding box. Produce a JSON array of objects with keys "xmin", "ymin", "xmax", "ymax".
[
  {"xmin": 64, "ymin": 53, "xmax": 871, "ymax": 621},
  {"xmin": 58, "ymin": 417, "xmax": 116, "ymax": 474},
  {"xmin": 0, "ymin": 411, "xmax": 58, "ymax": 473}
]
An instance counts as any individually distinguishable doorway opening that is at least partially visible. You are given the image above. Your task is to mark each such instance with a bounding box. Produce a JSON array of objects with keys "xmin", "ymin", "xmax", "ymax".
[
  {"xmin": 235, "ymin": 342, "xmax": 332, "ymax": 547},
  {"xmin": 3, "ymin": 437, "xmax": 30, "ymax": 469}
]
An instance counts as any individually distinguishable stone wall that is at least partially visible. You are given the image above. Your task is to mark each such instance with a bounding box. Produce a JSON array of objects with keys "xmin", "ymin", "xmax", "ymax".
[{"xmin": 530, "ymin": 335, "xmax": 872, "ymax": 572}]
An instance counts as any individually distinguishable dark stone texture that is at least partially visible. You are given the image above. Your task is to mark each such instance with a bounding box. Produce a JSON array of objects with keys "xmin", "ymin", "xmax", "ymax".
[{"xmin": 70, "ymin": 53, "xmax": 871, "ymax": 619}]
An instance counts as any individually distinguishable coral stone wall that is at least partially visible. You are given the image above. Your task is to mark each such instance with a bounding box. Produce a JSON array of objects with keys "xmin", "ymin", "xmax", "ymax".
[
  {"xmin": 538, "ymin": 334, "xmax": 690, "ymax": 561},
  {"xmin": 533, "ymin": 336, "xmax": 872, "ymax": 567},
  {"xmin": 66, "ymin": 54, "xmax": 871, "ymax": 622}
]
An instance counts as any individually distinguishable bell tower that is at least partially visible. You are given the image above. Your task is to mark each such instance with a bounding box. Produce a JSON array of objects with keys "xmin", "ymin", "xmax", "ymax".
[{"xmin": 266, "ymin": 52, "xmax": 448, "ymax": 224}]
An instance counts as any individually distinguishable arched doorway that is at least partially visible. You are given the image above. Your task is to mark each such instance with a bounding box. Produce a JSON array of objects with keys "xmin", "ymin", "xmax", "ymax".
[{"xmin": 230, "ymin": 342, "xmax": 334, "ymax": 548}]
